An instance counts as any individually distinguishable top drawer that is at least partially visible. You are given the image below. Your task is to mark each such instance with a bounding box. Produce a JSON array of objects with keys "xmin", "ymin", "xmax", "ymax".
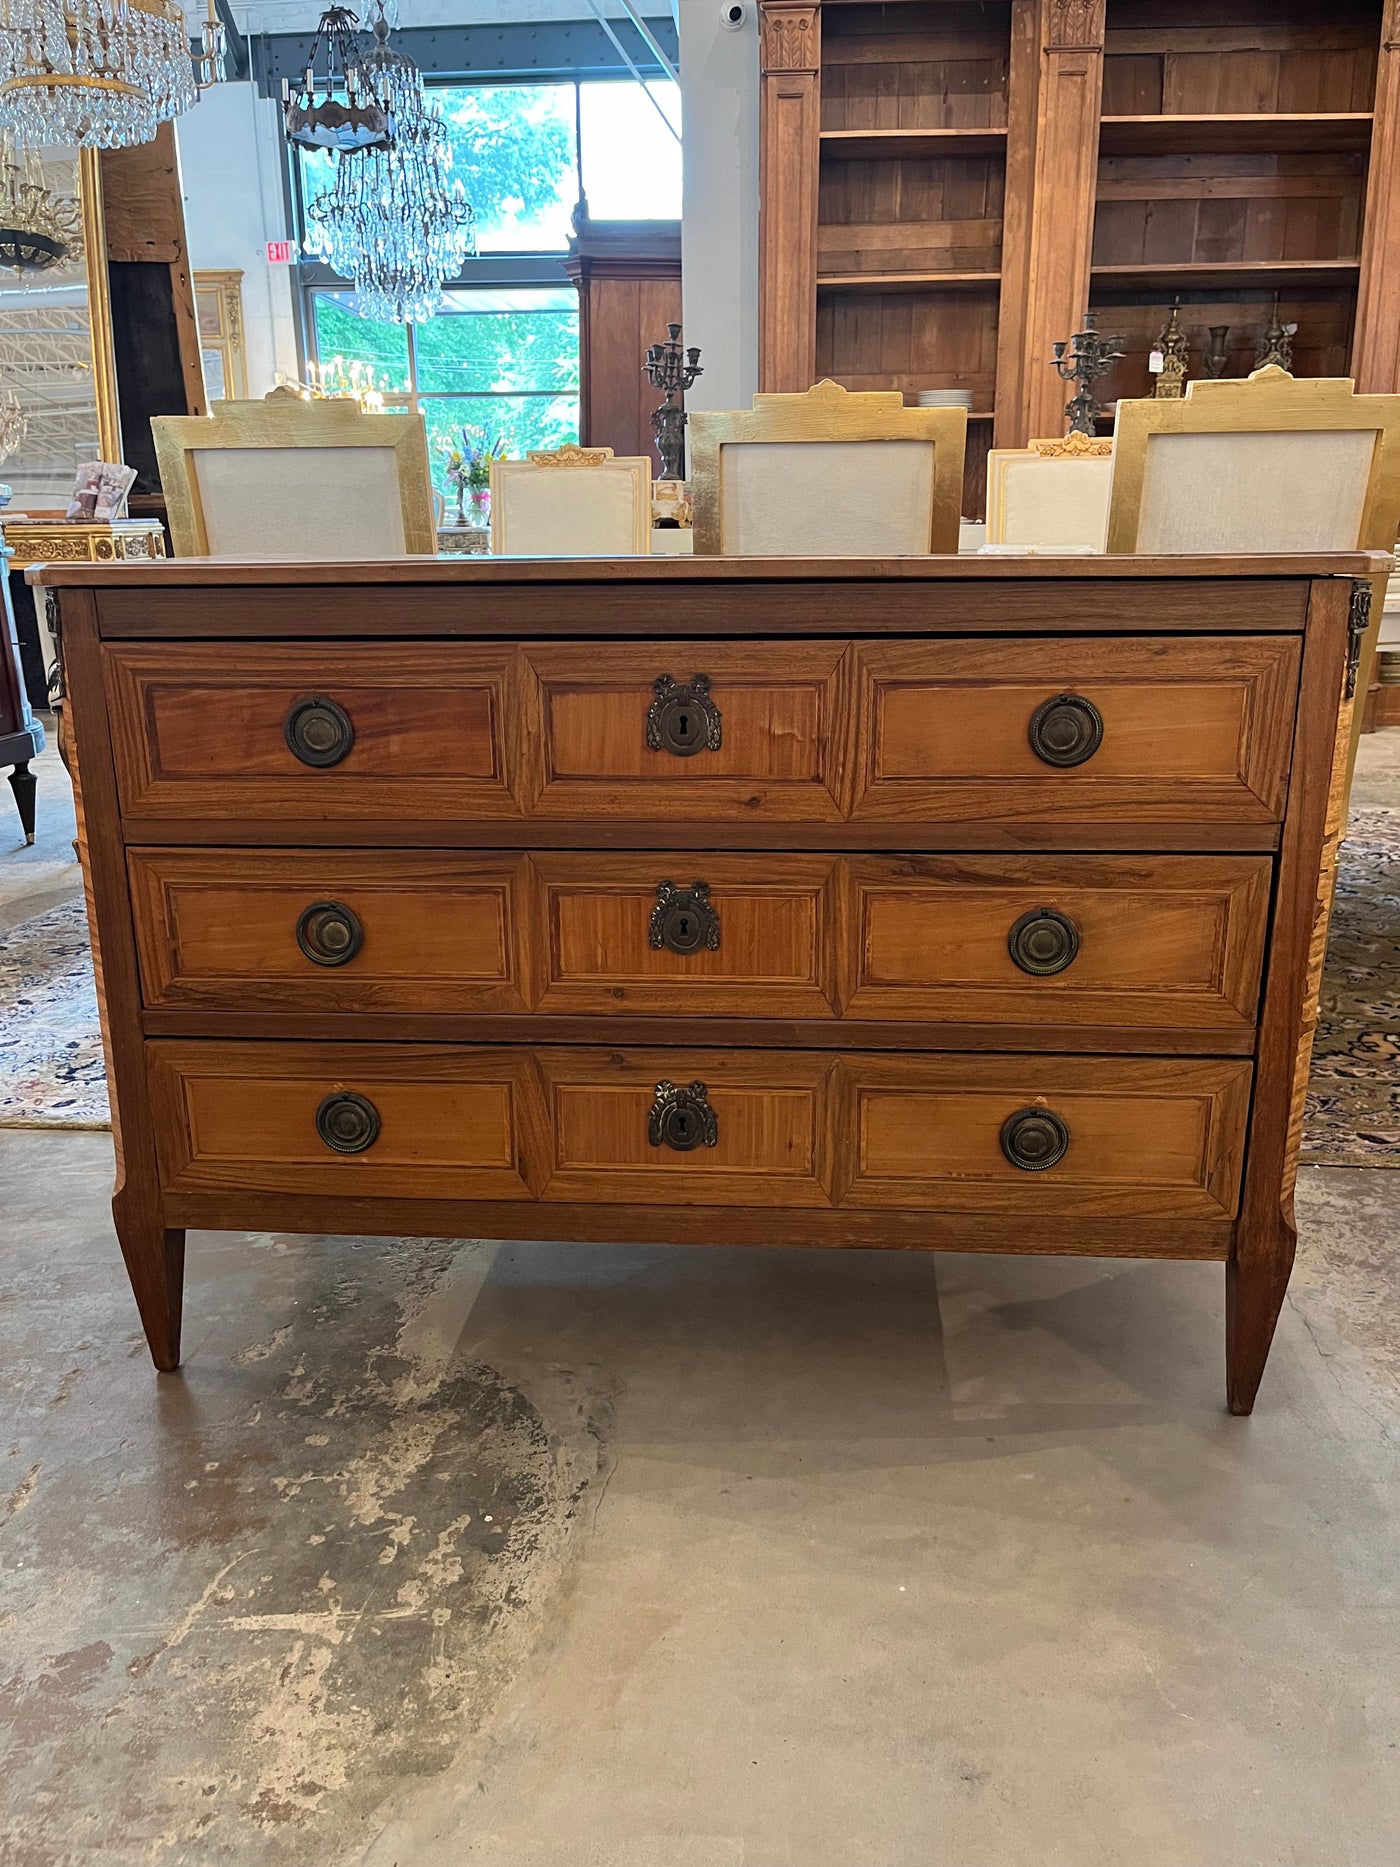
[{"xmin": 103, "ymin": 636, "xmax": 1300, "ymax": 827}]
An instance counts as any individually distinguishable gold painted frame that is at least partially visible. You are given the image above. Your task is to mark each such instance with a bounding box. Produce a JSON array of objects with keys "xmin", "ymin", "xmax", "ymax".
[
  {"xmin": 193, "ymin": 268, "xmax": 248, "ymax": 402},
  {"xmin": 689, "ymin": 380, "xmax": 967, "ymax": 557},
  {"xmin": 77, "ymin": 150, "xmax": 122, "ymax": 464},
  {"xmin": 151, "ymin": 399, "xmax": 437, "ymax": 556},
  {"xmin": 489, "ymin": 443, "xmax": 652, "ymax": 556},
  {"xmin": 1106, "ymin": 366, "xmax": 1400, "ymax": 555},
  {"xmin": 985, "ymin": 432, "xmax": 1114, "ymax": 549}
]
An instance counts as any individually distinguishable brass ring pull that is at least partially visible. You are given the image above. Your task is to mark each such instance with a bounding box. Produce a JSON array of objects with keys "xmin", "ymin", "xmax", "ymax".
[
  {"xmin": 648, "ymin": 1079, "xmax": 718, "ymax": 1152},
  {"xmin": 1008, "ymin": 907, "xmax": 1079, "ymax": 977},
  {"xmin": 285, "ymin": 695, "xmax": 354, "ymax": 768},
  {"xmin": 1028, "ymin": 693, "xmax": 1103, "ymax": 768},
  {"xmin": 296, "ymin": 900, "xmax": 364, "ymax": 967},
  {"xmin": 645, "ymin": 674, "xmax": 722, "ymax": 757},
  {"xmin": 316, "ymin": 1091, "xmax": 380, "ymax": 1155},
  {"xmin": 650, "ymin": 880, "xmax": 721, "ymax": 955},
  {"xmin": 1000, "ymin": 1107, "xmax": 1070, "ymax": 1172}
]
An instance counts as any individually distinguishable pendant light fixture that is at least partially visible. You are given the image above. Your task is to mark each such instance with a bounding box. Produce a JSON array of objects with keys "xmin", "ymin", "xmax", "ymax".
[
  {"xmin": 0, "ymin": 0, "xmax": 221, "ymax": 150},
  {"xmin": 303, "ymin": 4, "xmax": 475, "ymax": 324},
  {"xmin": 284, "ymin": 5, "xmax": 392, "ymax": 154},
  {"xmin": 0, "ymin": 135, "xmax": 81, "ymax": 272}
]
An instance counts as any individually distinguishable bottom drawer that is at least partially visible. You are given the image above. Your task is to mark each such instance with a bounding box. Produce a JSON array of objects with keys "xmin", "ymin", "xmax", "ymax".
[{"xmin": 148, "ymin": 1042, "xmax": 1251, "ymax": 1220}]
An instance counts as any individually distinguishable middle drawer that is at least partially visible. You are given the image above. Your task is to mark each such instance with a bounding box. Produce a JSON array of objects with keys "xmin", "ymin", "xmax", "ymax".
[{"xmin": 129, "ymin": 848, "xmax": 1271, "ymax": 1034}]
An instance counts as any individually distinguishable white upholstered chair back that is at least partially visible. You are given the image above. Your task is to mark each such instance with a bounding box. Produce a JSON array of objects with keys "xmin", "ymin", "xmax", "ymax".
[
  {"xmin": 985, "ymin": 435, "xmax": 1113, "ymax": 550},
  {"xmin": 489, "ymin": 444, "xmax": 652, "ymax": 556}
]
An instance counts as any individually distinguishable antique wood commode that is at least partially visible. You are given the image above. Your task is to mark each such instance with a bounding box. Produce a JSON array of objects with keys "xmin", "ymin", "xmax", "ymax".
[{"xmin": 37, "ymin": 553, "xmax": 1377, "ymax": 1412}]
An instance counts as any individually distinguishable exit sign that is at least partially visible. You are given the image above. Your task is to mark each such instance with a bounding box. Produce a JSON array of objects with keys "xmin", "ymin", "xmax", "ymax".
[{"xmin": 266, "ymin": 240, "xmax": 293, "ymax": 263}]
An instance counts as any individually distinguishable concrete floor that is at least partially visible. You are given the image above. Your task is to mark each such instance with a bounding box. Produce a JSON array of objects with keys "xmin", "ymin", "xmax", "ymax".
[{"xmin": 1, "ymin": 733, "xmax": 1398, "ymax": 1866}]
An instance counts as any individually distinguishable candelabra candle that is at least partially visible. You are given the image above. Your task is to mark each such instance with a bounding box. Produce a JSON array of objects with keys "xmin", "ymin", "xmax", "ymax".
[
  {"xmin": 644, "ymin": 323, "xmax": 703, "ymax": 481},
  {"xmin": 1050, "ymin": 310, "xmax": 1126, "ymax": 436}
]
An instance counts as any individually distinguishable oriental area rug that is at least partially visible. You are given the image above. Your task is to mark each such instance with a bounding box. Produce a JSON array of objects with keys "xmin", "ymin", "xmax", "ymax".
[{"xmin": 0, "ymin": 815, "xmax": 1396, "ymax": 1162}]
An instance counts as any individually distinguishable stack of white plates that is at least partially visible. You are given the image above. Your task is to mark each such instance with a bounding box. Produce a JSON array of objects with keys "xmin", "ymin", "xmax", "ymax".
[{"xmin": 914, "ymin": 389, "xmax": 974, "ymax": 409}]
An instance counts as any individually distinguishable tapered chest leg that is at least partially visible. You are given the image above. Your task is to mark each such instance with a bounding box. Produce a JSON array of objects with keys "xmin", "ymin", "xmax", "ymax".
[
  {"xmin": 1225, "ymin": 1219, "xmax": 1297, "ymax": 1415},
  {"xmin": 113, "ymin": 1189, "xmax": 186, "ymax": 1372}
]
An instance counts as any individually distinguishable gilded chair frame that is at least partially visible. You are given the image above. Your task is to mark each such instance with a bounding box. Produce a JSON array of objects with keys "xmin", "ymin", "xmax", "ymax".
[
  {"xmin": 151, "ymin": 399, "xmax": 437, "ymax": 557},
  {"xmin": 689, "ymin": 379, "xmax": 967, "ymax": 556},
  {"xmin": 1106, "ymin": 366, "xmax": 1400, "ymax": 555}
]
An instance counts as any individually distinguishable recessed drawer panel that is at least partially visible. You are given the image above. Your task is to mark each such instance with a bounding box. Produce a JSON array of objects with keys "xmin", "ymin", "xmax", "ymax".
[
  {"xmin": 149, "ymin": 1042, "xmax": 545, "ymax": 1200},
  {"xmin": 531, "ymin": 852, "xmax": 840, "ymax": 1016},
  {"xmin": 851, "ymin": 637, "xmax": 1300, "ymax": 822},
  {"xmin": 537, "ymin": 1048, "xmax": 837, "ymax": 1207},
  {"xmin": 105, "ymin": 643, "xmax": 523, "ymax": 820},
  {"xmin": 843, "ymin": 854, "xmax": 1272, "ymax": 1031},
  {"xmin": 837, "ymin": 1055, "xmax": 1251, "ymax": 1219},
  {"xmin": 128, "ymin": 850, "xmax": 529, "ymax": 1014},
  {"xmin": 525, "ymin": 643, "xmax": 850, "ymax": 821}
]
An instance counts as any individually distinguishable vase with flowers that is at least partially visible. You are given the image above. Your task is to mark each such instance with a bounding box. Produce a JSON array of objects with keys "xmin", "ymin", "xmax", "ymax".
[{"xmin": 443, "ymin": 427, "xmax": 506, "ymax": 529}]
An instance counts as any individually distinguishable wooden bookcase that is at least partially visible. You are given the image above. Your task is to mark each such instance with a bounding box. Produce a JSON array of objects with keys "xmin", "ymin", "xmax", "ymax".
[{"xmin": 759, "ymin": 0, "xmax": 1400, "ymax": 516}]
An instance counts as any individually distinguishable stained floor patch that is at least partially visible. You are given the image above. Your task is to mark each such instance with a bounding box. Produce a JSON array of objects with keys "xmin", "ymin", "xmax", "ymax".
[{"xmin": 0, "ymin": 1218, "xmax": 607, "ymax": 1864}]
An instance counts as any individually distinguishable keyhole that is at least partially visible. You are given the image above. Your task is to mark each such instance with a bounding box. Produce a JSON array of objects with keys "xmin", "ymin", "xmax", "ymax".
[
  {"xmin": 679, "ymin": 914, "xmax": 690, "ymax": 938},
  {"xmin": 676, "ymin": 1112, "xmax": 691, "ymax": 1140},
  {"xmin": 677, "ymin": 710, "xmax": 690, "ymax": 736}
]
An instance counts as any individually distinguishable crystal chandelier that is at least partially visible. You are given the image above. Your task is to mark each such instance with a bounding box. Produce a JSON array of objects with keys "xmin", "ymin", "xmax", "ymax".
[
  {"xmin": 0, "ymin": 134, "xmax": 81, "ymax": 271},
  {"xmin": 303, "ymin": 6, "xmax": 475, "ymax": 324},
  {"xmin": 0, "ymin": 0, "xmax": 205, "ymax": 150},
  {"xmin": 285, "ymin": 5, "xmax": 392, "ymax": 154},
  {"xmin": 0, "ymin": 378, "xmax": 25, "ymax": 463}
]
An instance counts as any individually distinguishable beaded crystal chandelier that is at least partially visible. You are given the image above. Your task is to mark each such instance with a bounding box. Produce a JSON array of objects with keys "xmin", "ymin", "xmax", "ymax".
[
  {"xmin": 0, "ymin": 134, "xmax": 81, "ymax": 270},
  {"xmin": 0, "ymin": 0, "xmax": 204, "ymax": 150},
  {"xmin": 303, "ymin": 6, "xmax": 475, "ymax": 324}
]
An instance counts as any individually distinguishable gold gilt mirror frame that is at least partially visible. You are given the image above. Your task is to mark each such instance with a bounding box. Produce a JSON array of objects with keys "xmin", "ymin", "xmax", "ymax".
[
  {"xmin": 79, "ymin": 148, "xmax": 121, "ymax": 464},
  {"xmin": 0, "ymin": 147, "xmax": 121, "ymax": 508}
]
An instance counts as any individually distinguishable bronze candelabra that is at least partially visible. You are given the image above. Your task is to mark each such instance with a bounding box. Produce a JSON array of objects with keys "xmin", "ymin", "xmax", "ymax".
[
  {"xmin": 644, "ymin": 323, "xmax": 703, "ymax": 481},
  {"xmin": 1051, "ymin": 311, "xmax": 1125, "ymax": 436}
]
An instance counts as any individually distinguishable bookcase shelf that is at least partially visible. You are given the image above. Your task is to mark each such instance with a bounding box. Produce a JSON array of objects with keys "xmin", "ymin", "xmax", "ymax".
[
  {"xmin": 820, "ymin": 127, "xmax": 1010, "ymax": 161},
  {"xmin": 760, "ymin": 0, "xmax": 1399, "ymax": 519},
  {"xmin": 1097, "ymin": 113, "xmax": 1374, "ymax": 157}
]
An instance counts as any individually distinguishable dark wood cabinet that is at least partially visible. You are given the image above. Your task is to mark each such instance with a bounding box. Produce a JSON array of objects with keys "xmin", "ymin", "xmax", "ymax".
[{"xmin": 760, "ymin": 0, "xmax": 1400, "ymax": 514}]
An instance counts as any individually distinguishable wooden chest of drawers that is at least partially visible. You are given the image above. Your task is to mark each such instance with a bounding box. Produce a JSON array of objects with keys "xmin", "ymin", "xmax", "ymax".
[{"xmin": 42, "ymin": 554, "xmax": 1375, "ymax": 1412}]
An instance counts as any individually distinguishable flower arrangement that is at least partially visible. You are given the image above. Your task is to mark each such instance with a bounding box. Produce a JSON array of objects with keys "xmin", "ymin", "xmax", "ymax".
[{"xmin": 443, "ymin": 426, "xmax": 507, "ymax": 522}]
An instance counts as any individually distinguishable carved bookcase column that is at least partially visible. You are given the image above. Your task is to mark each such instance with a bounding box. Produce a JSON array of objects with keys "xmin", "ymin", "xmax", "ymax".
[
  {"xmin": 1354, "ymin": 2, "xmax": 1400, "ymax": 393},
  {"xmin": 1018, "ymin": 0, "xmax": 1106, "ymax": 443},
  {"xmin": 759, "ymin": 1, "xmax": 820, "ymax": 392}
]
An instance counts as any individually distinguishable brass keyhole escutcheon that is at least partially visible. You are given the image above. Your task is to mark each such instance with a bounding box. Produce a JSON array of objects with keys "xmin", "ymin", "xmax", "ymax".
[
  {"xmin": 1028, "ymin": 693, "xmax": 1103, "ymax": 768},
  {"xmin": 650, "ymin": 880, "xmax": 721, "ymax": 956},
  {"xmin": 648, "ymin": 1079, "xmax": 719, "ymax": 1152},
  {"xmin": 315, "ymin": 1091, "xmax": 381, "ymax": 1155},
  {"xmin": 1000, "ymin": 1107, "xmax": 1070, "ymax": 1172},
  {"xmin": 1008, "ymin": 907, "xmax": 1079, "ymax": 977},
  {"xmin": 285, "ymin": 695, "xmax": 355, "ymax": 768},
  {"xmin": 645, "ymin": 674, "xmax": 722, "ymax": 758},
  {"xmin": 296, "ymin": 900, "xmax": 364, "ymax": 967}
]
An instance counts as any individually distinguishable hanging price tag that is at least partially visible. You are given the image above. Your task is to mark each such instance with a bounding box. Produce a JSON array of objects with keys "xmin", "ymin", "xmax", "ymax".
[{"xmin": 1148, "ymin": 348, "xmax": 1165, "ymax": 374}]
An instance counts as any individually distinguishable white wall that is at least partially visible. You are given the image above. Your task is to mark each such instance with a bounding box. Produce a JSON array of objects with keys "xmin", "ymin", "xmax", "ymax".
[
  {"xmin": 679, "ymin": 0, "xmax": 760, "ymax": 419},
  {"xmin": 176, "ymin": 82, "xmax": 300, "ymax": 397}
]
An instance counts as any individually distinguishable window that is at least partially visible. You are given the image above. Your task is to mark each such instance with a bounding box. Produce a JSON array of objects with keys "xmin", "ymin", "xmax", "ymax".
[
  {"xmin": 293, "ymin": 77, "xmax": 682, "ymax": 255},
  {"xmin": 578, "ymin": 80, "xmax": 680, "ymax": 220},
  {"xmin": 310, "ymin": 286, "xmax": 581, "ymax": 490},
  {"xmin": 295, "ymin": 72, "xmax": 679, "ymax": 496}
]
